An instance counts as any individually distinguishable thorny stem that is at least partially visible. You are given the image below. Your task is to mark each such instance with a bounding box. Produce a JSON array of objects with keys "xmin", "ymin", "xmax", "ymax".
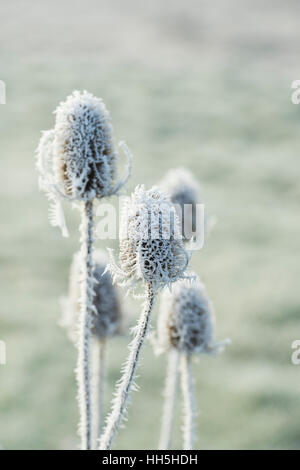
[
  {"xmin": 158, "ymin": 349, "xmax": 180, "ymax": 450},
  {"xmin": 99, "ymin": 283, "xmax": 155, "ymax": 450},
  {"xmin": 77, "ymin": 200, "xmax": 94, "ymax": 450},
  {"xmin": 180, "ymin": 353, "xmax": 195, "ymax": 450},
  {"xmin": 94, "ymin": 340, "xmax": 106, "ymax": 449}
]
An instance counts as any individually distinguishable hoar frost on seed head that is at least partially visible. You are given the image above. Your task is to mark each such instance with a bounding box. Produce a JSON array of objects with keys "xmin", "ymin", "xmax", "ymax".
[
  {"xmin": 36, "ymin": 90, "xmax": 132, "ymax": 235},
  {"xmin": 156, "ymin": 277, "xmax": 229, "ymax": 356},
  {"xmin": 107, "ymin": 185, "xmax": 190, "ymax": 293},
  {"xmin": 53, "ymin": 90, "xmax": 116, "ymax": 200},
  {"xmin": 160, "ymin": 167, "xmax": 201, "ymax": 242},
  {"xmin": 60, "ymin": 249, "xmax": 122, "ymax": 343}
]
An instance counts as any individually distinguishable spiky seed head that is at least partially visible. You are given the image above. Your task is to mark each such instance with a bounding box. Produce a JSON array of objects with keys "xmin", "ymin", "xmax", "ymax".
[
  {"xmin": 156, "ymin": 277, "xmax": 224, "ymax": 355},
  {"xmin": 91, "ymin": 251, "xmax": 122, "ymax": 339},
  {"xmin": 53, "ymin": 90, "xmax": 116, "ymax": 200},
  {"xmin": 36, "ymin": 91, "xmax": 132, "ymax": 236},
  {"xmin": 60, "ymin": 249, "xmax": 122, "ymax": 343},
  {"xmin": 160, "ymin": 167, "xmax": 201, "ymax": 241},
  {"xmin": 113, "ymin": 185, "xmax": 189, "ymax": 292}
]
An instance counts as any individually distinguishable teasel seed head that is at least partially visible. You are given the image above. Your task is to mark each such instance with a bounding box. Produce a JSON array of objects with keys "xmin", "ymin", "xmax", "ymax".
[
  {"xmin": 156, "ymin": 277, "xmax": 229, "ymax": 355},
  {"xmin": 108, "ymin": 185, "xmax": 190, "ymax": 293},
  {"xmin": 36, "ymin": 90, "xmax": 132, "ymax": 235},
  {"xmin": 53, "ymin": 90, "xmax": 116, "ymax": 200},
  {"xmin": 60, "ymin": 249, "xmax": 122, "ymax": 343},
  {"xmin": 160, "ymin": 167, "xmax": 201, "ymax": 242}
]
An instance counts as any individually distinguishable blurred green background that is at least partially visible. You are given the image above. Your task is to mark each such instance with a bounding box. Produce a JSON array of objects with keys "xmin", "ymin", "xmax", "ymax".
[{"xmin": 0, "ymin": 0, "xmax": 300, "ymax": 450}]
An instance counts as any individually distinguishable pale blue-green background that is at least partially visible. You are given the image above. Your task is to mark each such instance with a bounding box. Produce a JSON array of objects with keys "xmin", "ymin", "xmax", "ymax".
[{"xmin": 0, "ymin": 0, "xmax": 300, "ymax": 449}]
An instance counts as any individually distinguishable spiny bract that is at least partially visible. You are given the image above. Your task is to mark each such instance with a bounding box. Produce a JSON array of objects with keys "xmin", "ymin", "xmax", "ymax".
[
  {"xmin": 60, "ymin": 249, "xmax": 121, "ymax": 343},
  {"xmin": 160, "ymin": 167, "xmax": 201, "ymax": 241},
  {"xmin": 107, "ymin": 185, "xmax": 189, "ymax": 292},
  {"xmin": 156, "ymin": 277, "xmax": 227, "ymax": 355}
]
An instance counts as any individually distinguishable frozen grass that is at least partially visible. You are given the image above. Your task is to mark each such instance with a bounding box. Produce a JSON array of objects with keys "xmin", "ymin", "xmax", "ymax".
[{"xmin": 0, "ymin": 0, "xmax": 300, "ymax": 449}]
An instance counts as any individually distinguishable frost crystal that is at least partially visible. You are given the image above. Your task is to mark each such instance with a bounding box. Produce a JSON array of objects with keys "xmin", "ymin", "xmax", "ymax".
[
  {"xmin": 60, "ymin": 250, "xmax": 121, "ymax": 343},
  {"xmin": 160, "ymin": 167, "xmax": 201, "ymax": 241},
  {"xmin": 156, "ymin": 277, "xmax": 228, "ymax": 355},
  {"xmin": 107, "ymin": 185, "xmax": 190, "ymax": 293}
]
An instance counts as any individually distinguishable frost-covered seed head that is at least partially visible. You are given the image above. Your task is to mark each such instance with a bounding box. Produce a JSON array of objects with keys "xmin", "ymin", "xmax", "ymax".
[
  {"xmin": 61, "ymin": 250, "xmax": 121, "ymax": 343},
  {"xmin": 115, "ymin": 185, "xmax": 189, "ymax": 292},
  {"xmin": 37, "ymin": 90, "xmax": 117, "ymax": 202},
  {"xmin": 53, "ymin": 90, "xmax": 116, "ymax": 200},
  {"xmin": 91, "ymin": 251, "xmax": 122, "ymax": 339},
  {"xmin": 36, "ymin": 91, "xmax": 132, "ymax": 237},
  {"xmin": 160, "ymin": 168, "xmax": 201, "ymax": 241},
  {"xmin": 156, "ymin": 277, "xmax": 220, "ymax": 355}
]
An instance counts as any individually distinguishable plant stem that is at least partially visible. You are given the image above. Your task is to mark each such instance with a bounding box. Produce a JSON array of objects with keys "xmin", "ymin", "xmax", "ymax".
[
  {"xmin": 94, "ymin": 339, "xmax": 106, "ymax": 449},
  {"xmin": 77, "ymin": 200, "xmax": 94, "ymax": 450},
  {"xmin": 180, "ymin": 353, "xmax": 195, "ymax": 450},
  {"xmin": 158, "ymin": 348, "xmax": 179, "ymax": 450},
  {"xmin": 99, "ymin": 283, "xmax": 155, "ymax": 450}
]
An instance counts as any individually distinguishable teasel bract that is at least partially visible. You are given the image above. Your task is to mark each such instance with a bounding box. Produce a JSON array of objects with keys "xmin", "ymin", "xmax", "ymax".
[
  {"xmin": 60, "ymin": 249, "xmax": 122, "ymax": 449},
  {"xmin": 99, "ymin": 185, "xmax": 190, "ymax": 450},
  {"xmin": 155, "ymin": 277, "xmax": 229, "ymax": 450},
  {"xmin": 36, "ymin": 90, "xmax": 132, "ymax": 450}
]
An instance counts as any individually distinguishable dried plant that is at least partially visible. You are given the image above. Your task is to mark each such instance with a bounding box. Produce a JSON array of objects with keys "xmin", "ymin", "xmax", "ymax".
[
  {"xmin": 36, "ymin": 91, "xmax": 132, "ymax": 237},
  {"xmin": 160, "ymin": 167, "xmax": 216, "ymax": 243},
  {"xmin": 60, "ymin": 249, "xmax": 122, "ymax": 449},
  {"xmin": 155, "ymin": 277, "xmax": 229, "ymax": 450},
  {"xmin": 61, "ymin": 250, "xmax": 121, "ymax": 342},
  {"xmin": 99, "ymin": 185, "xmax": 190, "ymax": 450},
  {"xmin": 36, "ymin": 90, "xmax": 131, "ymax": 450},
  {"xmin": 158, "ymin": 348, "xmax": 180, "ymax": 450},
  {"xmin": 159, "ymin": 167, "xmax": 201, "ymax": 242}
]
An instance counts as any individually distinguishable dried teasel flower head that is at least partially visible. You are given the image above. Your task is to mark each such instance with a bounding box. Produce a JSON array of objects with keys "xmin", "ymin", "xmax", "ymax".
[
  {"xmin": 107, "ymin": 185, "xmax": 190, "ymax": 293},
  {"xmin": 36, "ymin": 90, "xmax": 132, "ymax": 236},
  {"xmin": 60, "ymin": 249, "xmax": 122, "ymax": 343},
  {"xmin": 155, "ymin": 277, "xmax": 229, "ymax": 356},
  {"xmin": 160, "ymin": 167, "xmax": 201, "ymax": 242},
  {"xmin": 53, "ymin": 90, "xmax": 116, "ymax": 200}
]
